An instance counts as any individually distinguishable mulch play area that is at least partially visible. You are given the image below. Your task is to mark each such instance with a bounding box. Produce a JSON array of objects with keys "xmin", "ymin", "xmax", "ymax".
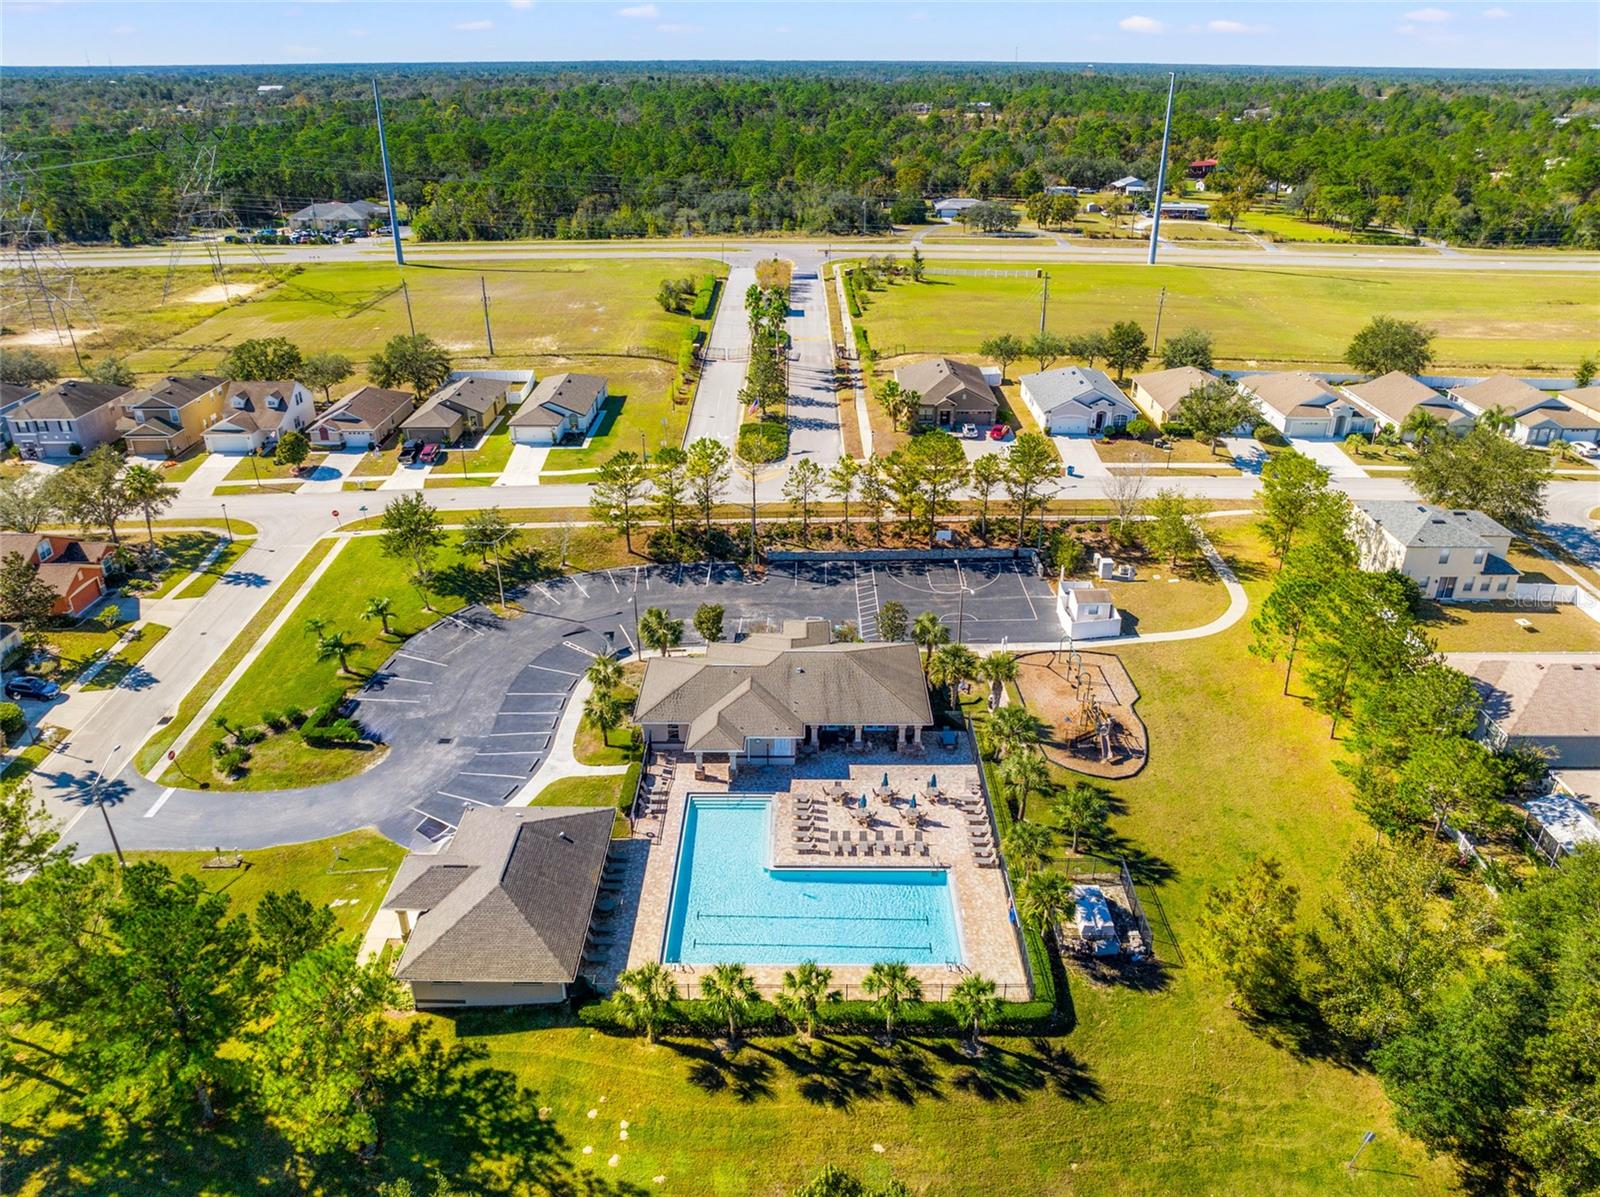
[{"xmin": 1015, "ymin": 651, "xmax": 1147, "ymax": 779}]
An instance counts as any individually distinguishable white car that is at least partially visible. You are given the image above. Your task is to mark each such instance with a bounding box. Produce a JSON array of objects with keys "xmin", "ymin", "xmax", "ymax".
[
  {"xmin": 1568, "ymin": 440, "xmax": 1598, "ymax": 458},
  {"xmin": 960, "ymin": 423, "xmax": 980, "ymax": 439}
]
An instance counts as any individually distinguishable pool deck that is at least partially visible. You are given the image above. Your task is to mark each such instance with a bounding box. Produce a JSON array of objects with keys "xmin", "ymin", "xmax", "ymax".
[{"xmin": 612, "ymin": 743, "xmax": 1033, "ymax": 1002}]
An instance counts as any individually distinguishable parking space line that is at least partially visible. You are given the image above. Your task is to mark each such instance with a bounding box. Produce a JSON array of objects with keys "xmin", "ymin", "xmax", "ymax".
[
  {"xmin": 374, "ymin": 675, "xmax": 433, "ymax": 685},
  {"xmin": 437, "ymin": 789, "xmax": 493, "ymax": 806},
  {"xmin": 619, "ymin": 622, "xmax": 636, "ymax": 654},
  {"xmin": 500, "ymin": 709, "xmax": 561, "ymax": 716},
  {"xmin": 506, "ymin": 691, "xmax": 564, "ymax": 697},
  {"xmin": 395, "ymin": 651, "xmax": 446, "ymax": 667},
  {"xmin": 143, "ymin": 787, "xmax": 175, "ymax": 819},
  {"xmin": 409, "ymin": 805, "xmax": 458, "ymax": 828},
  {"xmin": 562, "ymin": 639, "xmax": 598, "ymax": 658},
  {"xmin": 442, "ymin": 613, "xmax": 485, "ymax": 637},
  {"xmin": 605, "ymin": 570, "xmax": 620, "ymax": 592},
  {"xmin": 533, "ymin": 582, "xmax": 558, "ymax": 604},
  {"xmin": 477, "ymin": 749, "xmax": 543, "ymax": 756},
  {"xmin": 1019, "ymin": 577, "xmax": 1038, "ymax": 619},
  {"xmin": 570, "ymin": 575, "xmax": 589, "ymax": 597},
  {"xmin": 487, "ymin": 731, "xmax": 552, "ymax": 737},
  {"xmin": 458, "ymin": 771, "xmax": 529, "ymax": 782},
  {"xmin": 356, "ymin": 695, "xmax": 422, "ymax": 704},
  {"xmin": 526, "ymin": 663, "xmax": 581, "ymax": 678}
]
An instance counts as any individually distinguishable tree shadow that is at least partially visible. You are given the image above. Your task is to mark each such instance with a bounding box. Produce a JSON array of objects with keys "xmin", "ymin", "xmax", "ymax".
[
  {"xmin": 924, "ymin": 1036, "xmax": 1104, "ymax": 1105},
  {"xmin": 1236, "ymin": 996, "xmax": 1366, "ymax": 1073},
  {"xmin": 218, "ymin": 571, "xmax": 270, "ymax": 589},
  {"xmin": 659, "ymin": 1038, "xmax": 776, "ymax": 1104}
]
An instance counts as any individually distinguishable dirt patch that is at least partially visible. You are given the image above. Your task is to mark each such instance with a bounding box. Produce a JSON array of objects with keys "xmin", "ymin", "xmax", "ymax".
[
  {"xmin": 1015, "ymin": 651, "xmax": 1147, "ymax": 780},
  {"xmin": 183, "ymin": 281, "xmax": 264, "ymax": 305},
  {"xmin": 0, "ymin": 327, "xmax": 91, "ymax": 348}
]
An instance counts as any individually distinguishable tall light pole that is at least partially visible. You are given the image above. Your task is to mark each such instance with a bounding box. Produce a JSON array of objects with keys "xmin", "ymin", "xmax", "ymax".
[
  {"xmin": 1147, "ymin": 72, "xmax": 1177, "ymax": 266},
  {"xmin": 372, "ymin": 77, "xmax": 404, "ymax": 267}
]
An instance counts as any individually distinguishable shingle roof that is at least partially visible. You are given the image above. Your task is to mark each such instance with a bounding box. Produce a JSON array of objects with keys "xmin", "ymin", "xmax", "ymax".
[
  {"xmin": 1241, "ymin": 371, "xmax": 1343, "ymax": 419},
  {"xmin": 893, "ymin": 358, "xmax": 995, "ymax": 410},
  {"xmin": 1559, "ymin": 385, "xmax": 1600, "ymax": 417},
  {"xmin": 214, "ymin": 380, "xmax": 304, "ymax": 433},
  {"xmin": 634, "ymin": 619, "xmax": 933, "ymax": 752},
  {"xmin": 123, "ymin": 374, "xmax": 225, "ymax": 411},
  {"xmin": 1354, "ymin": 500, "xmax": 1514, "ymax": 548},
  {"xmin": 382, "ymin": 806, "xmax": 613, "ymax": 985},
  {"xmin": 1450, "ymin": 375, "xmax": 1547, "ymax": 414},
  {"xmin": 1468, "ymin": 659, "xmax": 1600, "ymax": 750},
  {"xmin": 1131, "ymin": 366, "xmax": 1218, "ymax": 415},
  {"xmin": 14, "ymin": 379, "xmax": 131, "ymax": 421},
  {"xmin": 510, "ymin": 373, "xmax": 607, "ymax": 428},
  {"xmin": 1343, "ymin": 371, "xmax": 1467, "ymax": 426},
  {"xmin": 0, "ymin": 383, "xmax": 41, "ymax": 407},
  {"xmin": 291, "ymin": 200, "xmax": 383, "ymax": 222},
  {"xmin": 1020, "ymin": 366, "xmax": 1131, "ymax": 414},
  {"xmin": 316, "ymin": 386, "xmax": 414, "ymax": 431},
  {"xmin": 404, "ymin": 375, "xmax": 509, "ymax": 431},
  {"xmin": 1515, "ymin": 401, "xmax": 1598, "ymax": 430}
]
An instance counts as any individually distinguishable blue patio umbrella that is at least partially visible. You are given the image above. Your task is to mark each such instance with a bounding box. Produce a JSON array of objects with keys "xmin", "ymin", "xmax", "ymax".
[
  {"xmin": 881, "ymin": 772, "xmax": 890, "ymax": 787},
  {"xmin": 910, "ymin": 795, "xmax": 917, "ymax": 809},
  {"xmin": 929, "ymin": 773, "xmax": 938, "ymax": 789},
  {"xmin": 860, "ymin": 794, "xmax": 868, "ymax": 808}
]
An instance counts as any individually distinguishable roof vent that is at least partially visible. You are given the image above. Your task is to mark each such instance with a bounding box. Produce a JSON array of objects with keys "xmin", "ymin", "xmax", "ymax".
[{"xmin": 559, "ymin": 831, "xmax": 573, "ymax": 843}]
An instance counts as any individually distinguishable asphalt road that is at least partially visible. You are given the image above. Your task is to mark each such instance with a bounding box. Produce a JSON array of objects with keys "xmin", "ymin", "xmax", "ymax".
[
  {"xmin": 683, "ymin": 265, "xmax": 755, "ymax": 449},
  {"xmin": 783, "ymin": 269, "xmax": 844, "ymax": 468},
  {"xmin": 61, "ymin": 557, "xmax": 1058, "ymax": 856}
]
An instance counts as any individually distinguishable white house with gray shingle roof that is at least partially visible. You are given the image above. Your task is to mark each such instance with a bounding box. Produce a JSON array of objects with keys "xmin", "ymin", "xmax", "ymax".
[
  {"xmin": 1351, "ymin": 500, "xmax": 1521, "ymax": 601},
  {"xmin": 634, "ymin": 619, "xmax": 934, "ymax": 768},
  {"xmin": 1019, "ymin": 366, "xmax": 1137, "ymax": 436},
  {"xmin": 1238, "ymin": 372, "xmax": 1372, "ymax": 440},
  {"xmin": 508, "ymin": 372, "xmax": 609, "ymax": 446},
  {"xmin": 380, "ymin": 805, "xmax": 614, "ymax": 1007}
]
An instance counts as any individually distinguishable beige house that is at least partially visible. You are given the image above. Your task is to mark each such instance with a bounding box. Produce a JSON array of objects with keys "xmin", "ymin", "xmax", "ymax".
[
  {"xmin": 379, "ymin": 806, "xmax": 613, "ymax": 1008},
  {"xmin": 893, "ymin": 358, "xmax": 998, "ymax": 429},
  {"xmin": 634, "ymin": 619, "xmax": 934, "ymax": 770},
  {"xmin": 309, "ymin": 386, "xmax": 415, "ymax": 449},
  {"xmin": 7, "ymin": 380, "xmax": 131, "ymax": 458},
  {"xmin": 202, "ymin": 380, "xmax": 315, "ymax": 454},
  {"xmin": 508, "ymin": 373, "xmax": 608, "ymax": 447},
  {"xmin": 1351, "ymin": 500, "xmax": 1521, "ymax": 601},
  {"xmin": 401, "ymin": 373, "xmax": 531, "ymax": 445},
  {"xmin": 1340, "ymin": 372, "xmax": 1474, "ymax": 441},
  {"xmin": 1129, "ymin": 366, "xmax": 1219, "ymax": 426},
  {"xmin": 1239, "ymin": 372, "xmax": 1372, "ymax": 440},
  {"xmin": 120, "ymin": 375, "xmax": 228, "ymax": 458},
  {"xmin": 1559, "ymin": 385, "xmax": 1600, "ymax": 423}
]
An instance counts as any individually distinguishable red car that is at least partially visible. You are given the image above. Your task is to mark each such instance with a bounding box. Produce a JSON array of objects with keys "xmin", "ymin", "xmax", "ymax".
[
  {"xmin": 988, "ymin": 424, "xmax": 1010, "ymax": 441},
  {"xmin": 418, "ymin": 443, "xmax": 442, "ymax": 465}
]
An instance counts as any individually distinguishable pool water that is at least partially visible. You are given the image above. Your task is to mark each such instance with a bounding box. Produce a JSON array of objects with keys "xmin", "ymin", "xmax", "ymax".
[{"xmin": 663, "ymin": 796, "xmax": 963, "ymax": 966}]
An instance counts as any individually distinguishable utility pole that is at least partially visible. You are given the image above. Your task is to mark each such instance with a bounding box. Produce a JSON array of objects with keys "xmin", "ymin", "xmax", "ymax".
[
  {"xmin": 372, "ymin": 77, "xmax": 404, "ymax": 267},
  {"xmin": 1039, "ymin": 272, "xmax": 1049, "ymax": 335},
  {"xmin": 1152, "ymin": 286, "xmax": 1168, "ymax": 354},
  {"xmin": 480, "ymin": 275, "xmax": 495, "ymax": 356},
  {"xmin": 1148, "ymin": 71, "xmax": 1176, "ymax": 265},
  {"xmin": 400, "ymin": 278, "xmax": 416, "ymax": 337}
]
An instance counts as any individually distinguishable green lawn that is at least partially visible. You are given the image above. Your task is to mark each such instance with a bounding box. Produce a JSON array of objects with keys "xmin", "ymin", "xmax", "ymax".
[
  {"xmin": 214, "ymin": 481, "xmax": 302, "ymax": 495},
  {"xmin": 40, "ymin": 614, "xmax": 133, "ymax": 686},
  {"xmin": 157, "ymin": 448, "xmax": 213, "ymax": 483},
  {"xmin": 458, "ymin": 417, "xmax": 513, "ymax": 473},
  {"xmin": 1093, "ymin": 559, "xmax": 1231, "ymax": 635},
  {"xmin": 127, "ymin": 531, "xmax": 222, "ymax": 598},
  {"xmin": 224, "ymin": 451, "xmax": 327, "ymax": 482},
  {"xmin": 532, "ymin": 765, "xmax": 637, "ymax": 838},
  {"xmin": 163, "ymin": 533, "xmax": 485, "ymax": 789},
  {"xmin": 854, "ymin": 260, "xmax": 1595, "ymax": 373},
  {"xmin": 1236, "ymin": 208, "xmax": 1356, "ymax": 243},
  {"xmin": 125, "ymin": 830, "xmax": 405, "ymax": 940},
  {"xmin": 1095, "ymin": 437, "xmax": 1237, "ymax": 467},
  {"xmin": 540, "ymin": 358, "xmax": 684, "ymax": 471},
  {"xmin": 169, "ymin": 537, "xmax": 256, "ymax": 599},
  {"xmin": 82, "ymin": 623, "xmax": 169, "ymax": 690},
  {"xmin": 1419, "ymin": 599, "xmax": 1600, "ymax": 653}
]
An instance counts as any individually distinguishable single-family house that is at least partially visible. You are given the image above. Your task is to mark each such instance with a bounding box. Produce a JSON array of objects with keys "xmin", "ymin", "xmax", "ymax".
[
  {"xmin": 508, "ymin": 373, "xmax": 609, "ymax": 446},
  {"xmin": 0, "ymin": 531, "xmax": 114, "ymax": 616},
  {"xmin": 201, "ymin": 380, "xmax": 315, "ymax": 454},
  {"xmin": 1108, "ymin": 176, "xmax": 1148, "ymax": 195},
  {"xmin": 1511, "ymin": 402, "xmax": 1600, "ymax": 446},
  {"xmin": 378, "ymin": 805, "xmax": 613, "ymax": 1008},
  {"xmin": 119, "ymin": 374, "xmax": 228, "ymax": 459},
  {"xmin": 1558, "ymin": 385, "xmax": 1600, "ymax": 423},
  {"xmin": 0, "ymin": 383, "xmax": 40, "ymax": 449},
  {"xmin": 894, "ymin": 358, "xmax": 998, "ymax": 429},
  {"xmin": 401, "ymin": 373, "xmax": 529, "ymax": 446},
  {"xmin": 1019, "ymin": 366, "xmax": 1137, "ymax": 436},
  {"xmin": 6, "ymin": 380, "xmax": 131, "ymax": 458},
  {"xmin": 1341, "ymin": 371, "xmax": 1474, "ymax": 441},
  {"xmin": 288, "ymin": 200, "xmax": 385, "ymax": 231},
  {"xmin": 1129, "ymin": 366, "xmax": 1219, "ymax": 427},
  {"xmin": 1239, "ymin": 371, "xmax": 1372, "ymax": 440},
  {"xmin": 308, "ymin": 386, "xmax": 415, "ymax": 450},
  {"xmin": 1445, "ymin": 375, "xmax": 1598, "ymax": 444},
  {"xmin": 1059, "ymin": 581, "xmax": 1123, "ymax": 640},
  {"xmin": 1187, "ymin": 158, "xmax": 1220, "ymax": 179},
  {"xmin": 931, "ymin": 197, "xmax": 979, "ymax": 221},
  {"xmin": 1351, "ymin": 500, "xmax": 1521, "ymax": 601},
  {"xmin": 0, "ymin": 622, "xmax": 22, "ymax": 665},
  {"xmin": 1044, "ymin": 184, "xmax": 1079, "ymax": 197},
  {"xmin": 1467, "ymin": 658, "xmax": 1600, "ymax": 770},
  {"xmin": 1157, "ymin": 201, "xmax": 1209, "ymax": 219},
  {"xmin": 634, "ymin": 619, "xmax": 934, "ymax": 769}
]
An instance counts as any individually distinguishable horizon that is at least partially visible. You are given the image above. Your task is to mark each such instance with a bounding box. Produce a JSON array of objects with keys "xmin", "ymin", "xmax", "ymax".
[{"xmin": 2, "ymin": 1, "xmax": 1596, "ymax": 71}]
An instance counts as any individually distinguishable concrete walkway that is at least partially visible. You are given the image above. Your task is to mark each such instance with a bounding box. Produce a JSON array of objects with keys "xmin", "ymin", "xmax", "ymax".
[
  {"xmin": 496, "ymin": 442, "xmax": 549, "ymax": 487},
  {"xmin": 299, "ymin": 449, "xmax": 368, "ymax": 494},
  {"xmin": 511, "ymin": 676, "xmax": 630, "ymax": 805},
  {"xmin": 178, "ymin": 452, "xmax": 235, "ymax": 499},
  {"xmin": 1288, "ymin": 436, "xmax": 1368, "ymax": 480}
]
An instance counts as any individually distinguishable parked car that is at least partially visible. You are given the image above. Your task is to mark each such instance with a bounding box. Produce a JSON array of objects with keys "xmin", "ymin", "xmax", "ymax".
[
  {"xmin": 988, "ymin": 424, "xmax": 1010, "ymax": 441},
  {"xmin": 1569, "ymin": 440, "xmax": 1598, "ymax": 458},
  {"xmin": 6, "ymin": 675, "xmax": 60, "ymax": 701},
  {"xmin": 398, "ymin": 439, "xmax": 422, "ymax": 464},
  {"xmin": 959, "ymin": 423, "xmax": 980, "ymax": 439},
  {"xmin": 418, "ymin": 443, "xmax": 442, "ymax": 465}
]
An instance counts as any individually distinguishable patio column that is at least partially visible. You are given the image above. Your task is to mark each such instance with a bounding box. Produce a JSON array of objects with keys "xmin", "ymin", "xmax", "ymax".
[
  {"xmin": 912, "ymin": 725, "xmax": 922, "ymax": 746},
  {"xmin": 853, "ymin": 725, "xmax": 864, "ymax": 745},
  {"xmin": 807, "ymin": 724, "xmax": 819, "ymax": 748},
  {"xmin": 897, "ymin": 725, "xmax": 909, "ymax": 750}
]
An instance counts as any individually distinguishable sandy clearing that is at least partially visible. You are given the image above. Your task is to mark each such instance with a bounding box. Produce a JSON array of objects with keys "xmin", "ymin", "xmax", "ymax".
[{"xmin": 183, "ymin": 281, "xmax": 264, "ymax": 304}]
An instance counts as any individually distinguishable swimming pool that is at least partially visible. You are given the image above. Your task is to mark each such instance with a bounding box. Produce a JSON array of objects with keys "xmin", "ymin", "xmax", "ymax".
[{"xmin": 663, "ymin": 796, "xmax": 963, "ymax": 966}]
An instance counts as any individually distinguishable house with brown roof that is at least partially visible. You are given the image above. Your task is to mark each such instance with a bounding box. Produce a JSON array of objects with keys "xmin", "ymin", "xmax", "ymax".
[
  {"xmin": 634, "ymin": 618, "xmax": 935, "ymax": 769},
  {"xmin": 1129, "ymin": 366, "xmax": 1219, "ymax": 426},
  {"xmin": 1447, "ymin": 375, "xmax": 1595, "ymax": 445},
  {"xmin": 0, "ymin": 532, "xmax": 114, "ymax": 616},
  {"xmin": 378, "ymin": 805, "xmax": 613, "ymax": 1007},
  {"xmin": 1238, "ymin": 371, "xmax": 1372, "ymax": 440},
  {"xmin": 893, "ymin": 358, "xmax": 998, "ymax": 430},
  {"xmin": 120, "ymin": 375, "xmax": 228, "ymax": 459},
  {"xmin": 308, "ymin": 386, "xmax": 415, "ymax": 450},
  {"xmin": 1559, "ymin": 385, "xmax": 1600, "ymax": 424},
  {"xmin": 6, "ymin": 379, "xmax": 131, "ymax": 458},
  {"xmin": 508, "ymin": 373, "xmax": 609, "ymax": 446},
  {"xmin": 201, "ymin": 380, "xmax": 315, "ymax": 454},
  {"xmin": 401, "ymin": 373, "xmax": 533, "ymax": 445},
  {"xmin": 1340, "ymin": 371, "xmax": 1474, "ymax": 441}
]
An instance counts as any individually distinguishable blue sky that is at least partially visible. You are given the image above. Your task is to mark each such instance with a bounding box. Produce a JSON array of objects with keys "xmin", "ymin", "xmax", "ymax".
[{"xmin": 2, "ymin": 1, "xmax": 1594, "ymax": 69}]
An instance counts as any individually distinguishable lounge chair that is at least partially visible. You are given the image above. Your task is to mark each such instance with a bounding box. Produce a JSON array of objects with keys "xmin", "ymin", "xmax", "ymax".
[{"xmin": 918, "ymin": 843, "xmax": 930, "ymax": 857}]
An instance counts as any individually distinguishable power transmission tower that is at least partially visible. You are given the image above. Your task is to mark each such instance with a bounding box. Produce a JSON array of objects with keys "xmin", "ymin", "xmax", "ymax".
[{"xmin": 0, "ymin": 151, "xmax": 99, "ymax": 370}]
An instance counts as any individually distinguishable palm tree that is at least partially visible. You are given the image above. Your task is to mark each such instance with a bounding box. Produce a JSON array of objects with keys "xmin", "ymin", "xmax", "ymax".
[
  {"xmin": 776, "ymin": 960, "xmax": 837, "ymax": 1040},
  {"xmin": 586, "ymin": 652, "xmax": 623, "ymax": 695},
  {"xmin": 910, "ymin": 611, "xmax": 949, "ymax": 680},
  {"xmin": 1051, "ymin": 781, "xmax": 1111, "ymax": 854},
  {"xmin": 315, "ymin": 630, "xmax": 360, "ymax": 676},
  {"xmin": 584, "ymin": 689, "xmax": 625, "ymax": 748},
  {"xmin": 927, "ymin": 642, "xmax": 978, "ymax": 709},
  {"xmin": 976, "ymin": 651, "xmax": 1018, "ymax": 710},
  {"xmin": 639, "ymin": 607, "xmax": 683, "ymax": 658},
  {"xmin": 1478, "ymin": 405, "xmax": 1515, "ymax": 435},
  {"xmin": 862, "ymin": 960, "xmax": 922, "ymax": 1043},
  {"xmin": 700, "ymin": 962, "xmax": 759, "ymax": 1045},
  {"xmin": 360, "ymin": 596, "xmax": 394, "ymax": 637},
  {"xmin": 949, "ymin": 974, "xmax": 1002, "ymax": 1054},
  {"xmin": 1400, "ymin": 408, "xmax": 1443, "ymax": 448},
  {"xmin": 1001, "ymin": 821, "xmax": 1052, "ymax": 878},
  {"xmin": 986, "ymin": 703, "xmax": 1044, "ymax": 761},
  {"xmin": 1000, "ymin": 748, "xmax": 1050, "ymax": 822},
  {"xmin": 303, "ymin": 615, "xmax": 329, "ymax": 639},
  {"xmin": 1015, "ymin": 870, "xmax": 1074, "ymax": 936},
  {"xmin": 614, "ymin": 962, "xmax": 678, "ymax": 1043},
  {"xmin": 121, "ymin": 463, "xmax": 175, "ymax": 544}
]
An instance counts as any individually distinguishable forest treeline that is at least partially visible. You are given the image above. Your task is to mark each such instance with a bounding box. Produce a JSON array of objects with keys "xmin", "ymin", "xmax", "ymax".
[{"xmin": 4, "ymin": 64, "xmax": 1598, "ymax": 245}]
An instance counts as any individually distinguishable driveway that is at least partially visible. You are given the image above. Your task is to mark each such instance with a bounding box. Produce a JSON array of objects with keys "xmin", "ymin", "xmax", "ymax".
[
  {"xmin": 298, "ymin": 449, "xmax": 368, "ymax": 494},
  {"xmin": 1051, "ymin": 436, "xmax": 1109, "ymax": 478},
  {"xmin": 496, "ymin": 442, "xmax": 547, "ymax": 487},
  {"xmin": 177, "ymin": 452, "xmax": 235, "ymax": 498},
  {"xmin": 684, "ymin": 265, "xmax": 755, "ymax": 449},
  {"xmin": 782, "ymin": 270, "xmax": 841, "ymax": 467},
  {"xmin": 1288, "ymin": 436, "xmax": 1368, "ymax": 480}
]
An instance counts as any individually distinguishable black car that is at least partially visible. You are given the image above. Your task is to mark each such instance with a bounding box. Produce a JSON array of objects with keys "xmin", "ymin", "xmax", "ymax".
[
  {"xmin": 398, "ymin": 439, "xmax": 423, "ymax": 464},
  {"xmin": 5, "ymin": 675, "xmax": 60, "ymax": 701}
]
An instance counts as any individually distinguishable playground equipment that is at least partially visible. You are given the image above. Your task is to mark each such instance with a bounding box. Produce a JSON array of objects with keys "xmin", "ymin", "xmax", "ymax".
[{"xmin": 1057, "ymin": 653, "xmax": 1115, "ymax": 763}]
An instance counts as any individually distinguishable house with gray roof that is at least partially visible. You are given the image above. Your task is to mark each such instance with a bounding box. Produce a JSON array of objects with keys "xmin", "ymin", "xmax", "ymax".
[
  {"xmin": 7, "ymin": 379, "xmax": 132, "ymax": 458},
  {"xmin": 893, "ymin": 357, "xmax": 998, "ymax": 430},
  {"xmin": 402, "ymin": 372, "xmax": 532, "ymax": 445},
  {"xmin": 1351, "ymin": 500, "xmax": 1521, "ymax": 602},
  {"xmin": 1340, "ymin": 371, "xmax": 1474, "ymax": 441},
  {"xmin": 201, "ymin": 380, "xmax": 315, "ymax": 454},
  {"xmin": 931, "ymin": 197, "xmax": 979, "ymax": 220},
  {"xmin": 634, "ymin": 618, "xmax": 935, "ymax": 768},
  {"xmin": 379, "ymin": 805, "xmax": 614, "ymax": 1007},
  {"xmin": 1018, "ymin": 365, "xmax": 1136, "ymax": 436},
  {"xmin": 289, "ymin": 199, "xmax": 385, "ymax": 230},
  {"xmin": 508, "ymin": 373, "xmax": 609, "ymax": 446}
]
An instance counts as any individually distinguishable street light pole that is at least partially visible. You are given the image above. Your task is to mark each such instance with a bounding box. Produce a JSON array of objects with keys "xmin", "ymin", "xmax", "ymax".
[{"xmin": 220, "ymin": 503, "xmax": 232, "ymax": 542}]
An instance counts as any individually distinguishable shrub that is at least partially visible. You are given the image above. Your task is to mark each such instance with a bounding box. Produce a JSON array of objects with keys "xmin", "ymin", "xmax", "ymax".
[
  {"xmin": 1161, "ymin": 420, "xmax": 1192, "ymax": 439},
  {"xmin": 262, "ymin": 709, "xmax": 291, "ymax": 733},
  {"xmin": 215, "ymin": 747, "xmax": 249, "ymax": 777},
  {"xmin": 234, "ymin": 724, "xmax": 266, "ymax": 747},
  {"xmin": 1253, "ymin": 422, "xmax": 1287, "ymax": 447},
  {"xmin": 1125, "ymin": 416, "xmax": 1153, "ymax": 441},
  {"xmin": 301, "ymin": 693, "xmax": 362, "ymax": 745},
  {"xmin": 1345, "ymin": 431, "xmax": 1370, "ymax": 447},
  {"xmin": 737, "ymin": 420, "xmax": 789, "ymax": 463},
  {"xmin": 688, "ymin": 275, "xmax": 719, "ymax": 320},
  {"xmin": 0, "ymin": 701, "xmax": 24, "ymax": 739}
]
